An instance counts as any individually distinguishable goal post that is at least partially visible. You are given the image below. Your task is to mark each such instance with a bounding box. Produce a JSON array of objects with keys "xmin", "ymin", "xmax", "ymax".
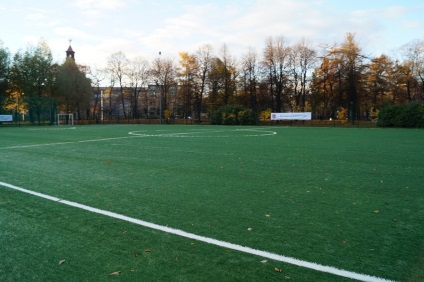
[{"xmin": 57, "ymin": 114, "xmax": 74, "ymax": 126}]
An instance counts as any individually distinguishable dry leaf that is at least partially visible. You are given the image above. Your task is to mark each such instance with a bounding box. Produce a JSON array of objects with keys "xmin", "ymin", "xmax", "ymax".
[
  {"xmin": 342, "ymin": 240, "xmax": 347, "ymax": 244},
  {"xmin": 58, "ymin": 260, "xmax": 65, "ymax": 265},
  {"xmin": 247, "ymin": 227, "xmax": 252, "ymax": 231},
  {"xmin": 373, "ymin": 210, "xmax": 380, "ymax": 214},
  {"xmin": 109, "ymin": 271, "xmax": 121, "ymax": 276},
  {"xmin": 274, "ymin": 267, "xmax": 283, "ymax": 272},
  {"xmin": 260, "ymin": 260, "xmax": 268, "ymax": 263},
  {"xmin": 144, "ymin": 249, "xmax": 152, "ymax": 253},
  {"xmin": 265, "ymin": 214, "xmax": 270, "ymax": 218}
]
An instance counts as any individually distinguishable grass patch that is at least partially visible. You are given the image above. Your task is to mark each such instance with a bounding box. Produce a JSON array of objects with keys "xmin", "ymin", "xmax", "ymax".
[{"xmin": 1, "ymin": 125, "xmax": 423, "ymax": 281}]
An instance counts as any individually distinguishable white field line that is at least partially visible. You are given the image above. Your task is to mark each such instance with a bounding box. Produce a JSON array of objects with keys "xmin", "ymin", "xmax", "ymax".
[
  {"xmin": 28, "ymin": 127, "xmax": 77, "ymax": 131},
  {"xmin": 0, "ymin": 129, "xmax": 275, "ymax": 150},
  {"xmin": 0, "ymin": 181, "xmax": 395, "ymax": 282},
  {"xmin": 128, "ymin": 129, "xmax": 277, "ymax": 138},
  {"xmin": 0, "ymin": 136, "xmax": 140, "ymax": 150}
]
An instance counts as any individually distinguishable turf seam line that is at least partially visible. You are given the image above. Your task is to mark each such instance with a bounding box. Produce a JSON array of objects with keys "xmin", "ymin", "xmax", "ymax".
[{"xmin": 0, "ymin": 181, "xmax": 395, "ymax": 282}]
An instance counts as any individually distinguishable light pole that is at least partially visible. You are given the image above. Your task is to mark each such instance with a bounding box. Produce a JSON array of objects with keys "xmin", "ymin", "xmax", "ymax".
[
  {"xmin": 155, "ymin": 81, "xmax": 162, "ymax": 125},
  {"xmin": 158, "ymin": 51, "xmax": 162, "ymax": 124},
  {"xmin": 100, "ymin": 90, "xmax": 104, "ymax": 122},
  {"xmin": 16, "ymin": 95, "xmax": 19, "ymax": 126}
]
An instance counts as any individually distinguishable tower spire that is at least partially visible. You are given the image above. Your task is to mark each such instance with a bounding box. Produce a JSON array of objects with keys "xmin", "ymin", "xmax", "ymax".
[{"xmin": 66, "ymin": 39, "xmax": 75, "ymax": 61}]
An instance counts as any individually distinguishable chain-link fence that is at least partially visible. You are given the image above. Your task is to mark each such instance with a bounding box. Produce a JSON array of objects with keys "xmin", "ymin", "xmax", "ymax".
[{"xmin": 0, "ymin": 96, "xmax": 57, "ymax": 126}]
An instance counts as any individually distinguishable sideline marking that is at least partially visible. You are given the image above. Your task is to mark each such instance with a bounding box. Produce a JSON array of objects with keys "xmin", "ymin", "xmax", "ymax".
[{"xmin": 0, "ymin": 181, "xmax": 394, "ymax": 282}]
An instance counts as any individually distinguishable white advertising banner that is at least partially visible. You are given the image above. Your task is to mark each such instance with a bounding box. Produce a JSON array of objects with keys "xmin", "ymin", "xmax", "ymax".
[
  {"xmin": 271, "ymin": 112, "xmax": 312, "ymax": 120},
  {"xmin": 0, "ymin": 115, "xmax": 13, "ymax": 122}
]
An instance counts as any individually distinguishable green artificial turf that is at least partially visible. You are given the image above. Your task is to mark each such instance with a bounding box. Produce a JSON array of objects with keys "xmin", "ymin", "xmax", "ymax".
[{"xmin": 1, "ymin": 125, "xmax": 423, "ymax": 281}]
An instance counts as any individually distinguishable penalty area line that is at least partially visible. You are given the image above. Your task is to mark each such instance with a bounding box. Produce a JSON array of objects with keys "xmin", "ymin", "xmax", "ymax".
[{"xmin": 0, "ymin": 181, "xmax": 394, "ymax": 282}]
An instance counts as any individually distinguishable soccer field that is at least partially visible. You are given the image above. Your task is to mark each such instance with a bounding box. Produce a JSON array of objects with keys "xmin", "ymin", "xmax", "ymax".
[{"xmin": 1, "ymin": 125, "xmax": 423, "ymax": 281}]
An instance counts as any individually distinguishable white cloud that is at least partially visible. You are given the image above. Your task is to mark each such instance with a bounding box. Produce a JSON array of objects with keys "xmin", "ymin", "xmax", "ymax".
[
  {"xmin": 381, "ymin": 6, "xmax": 407, "ymax": 19},
  {"xmin": 74, "ymin": 0, "xmax": 124, "ymax": 11},
  {"xmin": 54, "ymin": 27, "xmax": 93, "ymax": 40},
  {"xmin": 73, "ymin": 0, "xmax": 127, "ymax": 19},
  {"xmin": 25, "ymin": 8, "xmax": 48, "ymax": 21},
  {"xmin": 3, "ymin": 0, "xmax": 423, "ymax": 67},
  {"xmin": 402, "ymin": 21, "xmax": 421, "ymax": 29}
]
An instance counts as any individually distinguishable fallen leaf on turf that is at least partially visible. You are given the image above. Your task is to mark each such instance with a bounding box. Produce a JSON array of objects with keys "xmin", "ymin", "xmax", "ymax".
[
  {"xmin": 266, "ymin": 214, "xmax": 270, "ymax": 218},
  {"xmin": 274, "ymin": 267, "xmax": 283, "ymax": 272},
  {"xmin": 373, "ymin": 210, "xmax": 380, "ymax": 214},
  {"xmin": 260, "ymin": 260, "xmax": 268, "ymax": 263},
  {"xmin": 109, "ymin": 271, "xmax": 121, "ymax": 276},
  {"xmin": 58, "ymin": 260, "xmax": 65, "ymax": 265},
  {"xmin": 144, "ymin": 249, "xmax": 152, "ymax": 252},
  {"xmin": 247, "ymin": 227, "xmax": 252, "ymax": 231},
  {"xmin": 342, "ymin": 240, "xmax": 347, "ymax": 244}
]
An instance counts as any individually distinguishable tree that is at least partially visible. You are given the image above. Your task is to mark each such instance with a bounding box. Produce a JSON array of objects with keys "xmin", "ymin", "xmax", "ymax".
[
  {"xmin": 0, "ymin": 41, "xmax": 10, "ymax": 97},
  {"xmin": 205, "ymin": 45, "xmax": 237, "ymax": 114},
  {"xmin": 194, "ymin": 44, "xmax": 213, "ymax": 121},
  {"xmin": 334, "ymin": 33, "xmax": 366, "ymax": 122},
  {"xmin": 9, "ymin": 40, "xmax": 54, "ymax": 123},
  {"xmin": 219, "ymin": 44, "xmax": 237, "ymax": 106},
  {"xmin": 262, "ymin": 36, "xmax": 290, "ymax": 112},
  {"xmin": 150, "ymin": 55, "xmax": 176, "ymax": 122},
  {"xmin": 364, "ymin": 54, "xmax": 393, "ymax": 111},
  {"xmin": 54, "ymin": 57, "xmax": 92, "ymax": 119},
  {"xmin": 310, "ymin": 56, "xmax": 339, "ymax": 119},
  {"xmin": 106, "ymin": 51, "xmax": 129, "ymax": 118},
  {"xmin": 177, "ymin": 51, "xmax": 197, "ymax": 119},
  {"xmin": 400, "ymin": 40, "xmax": 424, "ymax": 101},
  {"xmin": 239, "ymin": 48, "xmax": 259, "ymax": 111},
  {"xmin": 127, "ymin": 56, "xmax": 149, "ymax": 118},
  {"xmin": 296, "ymin": 38, "xmax": 317, "ymax": 111},
  {"xmin": 312, "ymin": 33, "xmax": 366, "ymax": 122},
  {"xmin": 87, "ymin": 66, "xmax": 106, "ymax": 121}
]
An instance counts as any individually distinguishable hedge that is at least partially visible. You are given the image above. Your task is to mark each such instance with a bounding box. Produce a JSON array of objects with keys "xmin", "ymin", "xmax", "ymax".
[
  {"xmin": 377, "ymin": 101, "xmax": 424, "ymax": 128},
  {"xmin": 210, "ymin": 105, "xmax": 258, "ymax": 125}
]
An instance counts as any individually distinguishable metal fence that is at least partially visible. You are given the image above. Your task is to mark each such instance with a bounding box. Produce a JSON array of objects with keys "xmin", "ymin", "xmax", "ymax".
[{"xmin": 0, "ymin": 97, "xmax": 57, "ymax": 126}]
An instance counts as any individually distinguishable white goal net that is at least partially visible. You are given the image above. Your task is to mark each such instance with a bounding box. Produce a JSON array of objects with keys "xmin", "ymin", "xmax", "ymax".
[{"xmin": 57, "ymin": 114, "xmax": 74, "ymax": 126}]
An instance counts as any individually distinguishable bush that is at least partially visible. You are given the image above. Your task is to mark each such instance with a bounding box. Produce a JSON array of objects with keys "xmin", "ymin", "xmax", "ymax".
[
  {"xmin": 238, "ymin": 109, "xmax": 258, "ymax": 125},
  {"xmin": 210, "ymin": 105, "xmax": 258, "ymax": 125},
  {"xmin": 397, "ymin": 102, "xmax": 424, "ymax": 128},
  {"xmin": 337, "ymin": 107, "xmax": 347, "ymax": 120},
  {"xmin": 259, "ymin": 108, "xmax": 272, "ymax": 121},
  {"xmin": 377, "ymin": 102, "xmax": 424, "ymax": 128},
  {"xmin": 377, "ymin": 104, "xmax": 402, "ymax": 127}
]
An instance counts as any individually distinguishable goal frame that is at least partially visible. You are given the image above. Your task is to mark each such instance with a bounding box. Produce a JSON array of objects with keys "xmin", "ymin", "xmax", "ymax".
[{"xmin": 57, "ymin": 114, "xmax": 74, "ymax": 126}]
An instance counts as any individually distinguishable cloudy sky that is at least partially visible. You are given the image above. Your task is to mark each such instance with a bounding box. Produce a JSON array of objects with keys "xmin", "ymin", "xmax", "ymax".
[{"xmin": 1, "ymin": 0, "xmax": 423, "ymax": 68}]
